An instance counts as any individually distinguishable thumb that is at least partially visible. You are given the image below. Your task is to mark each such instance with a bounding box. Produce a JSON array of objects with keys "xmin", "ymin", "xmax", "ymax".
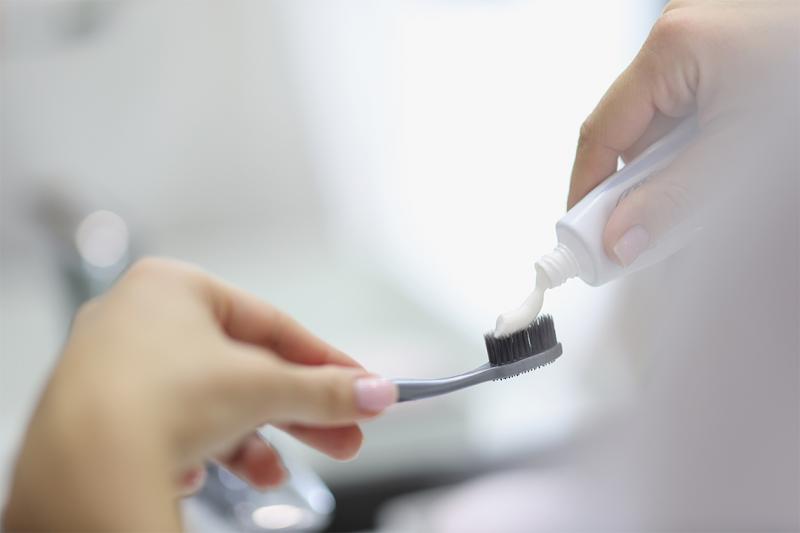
[
  {"xmin": 601, "ymin": 127, "xmax": 728, "ymax": 266},
  {"xmin": 258, "ymin": 359, "xmax": 398, "ymax": 427},
  {"xmin": 602, "ymin": 171, "xmax": 693, "ymax": 267}
]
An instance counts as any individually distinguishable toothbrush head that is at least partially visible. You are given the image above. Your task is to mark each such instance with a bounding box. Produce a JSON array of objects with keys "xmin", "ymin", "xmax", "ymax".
[
  {"xmin": 484, "ymin": 314, "xmax": 558, "ymax": 366},
  {"xmin": 392, "ymin": 314, "xmax": 561, "ymax": 401}
]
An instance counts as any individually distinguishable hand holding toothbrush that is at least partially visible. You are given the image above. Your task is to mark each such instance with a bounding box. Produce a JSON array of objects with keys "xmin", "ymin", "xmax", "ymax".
[{"xmin": 3, "ymin": 258, "xmax": 397, "ymax": 532}]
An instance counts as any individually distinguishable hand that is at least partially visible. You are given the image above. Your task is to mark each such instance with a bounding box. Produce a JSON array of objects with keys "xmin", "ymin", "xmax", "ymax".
[
  {"xmin": 568, "ymin": 0, "xmax": 798, "ymax": 266},
  {"xmin": 3, "ymin": 258, "xmax": 397, "ymax": 531}
]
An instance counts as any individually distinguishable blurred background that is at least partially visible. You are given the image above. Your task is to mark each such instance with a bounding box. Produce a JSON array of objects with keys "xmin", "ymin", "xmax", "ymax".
[{"xmin": 2, "ymin": 1, "xmax": 797, "ymax": 532}]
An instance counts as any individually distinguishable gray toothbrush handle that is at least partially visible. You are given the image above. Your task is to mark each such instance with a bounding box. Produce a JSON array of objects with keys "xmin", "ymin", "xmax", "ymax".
[
  {"xmin": 393, "ymin": 364, "xmax": 494, "ymax": 402},
  {"xmin": 392, "ymin": 343, "xmax": 562, "ymax": 402}
]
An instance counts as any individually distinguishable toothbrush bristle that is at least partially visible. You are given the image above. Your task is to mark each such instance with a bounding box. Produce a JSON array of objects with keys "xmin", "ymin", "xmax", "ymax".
[{"xmin": 484, "ymin": 314, "xmax": 557, "ymax": 366}]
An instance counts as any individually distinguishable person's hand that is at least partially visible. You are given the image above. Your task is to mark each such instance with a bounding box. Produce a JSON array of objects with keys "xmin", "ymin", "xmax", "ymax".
[
  {"xmin": 3, "ymin": 258, "xmax": 397, "ymax": 531},
  {"xmin": 568, "ymin": 0, "xmax": 798, "ymax": 266}
]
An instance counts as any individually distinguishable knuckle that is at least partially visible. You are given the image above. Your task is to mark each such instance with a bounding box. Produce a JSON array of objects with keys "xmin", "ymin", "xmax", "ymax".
[
  {"xmin": 663, "ymin": 0, "xmax": 690, "ymax": 11},
  {"xmin": 648, "ymin": 10, "xmax": 699, "ymax": 53},
  {"xmin": 126, "ymin": 256, "xmax": 171, "ymax": 279},
  {"xmin": 124, "ymin": 257, "xmax": 206, "ymax": 289},
  {"xmin": 320, "ymin": 370, "xmax": 354, "ymax": 419},
  {"xmin": 577, "ymin": 116, "xmax": 599, "ymax": 150},
  {"xmin": 659, "ymin": 181, "xmax": 694, "ymax": 225},
  {"xmin": 642, "ymin": 11, "xmax": 701, "ymax": 116},
  {"xmin": 650, "ymin": 11, "xmax": 686, "ymax": 47}
]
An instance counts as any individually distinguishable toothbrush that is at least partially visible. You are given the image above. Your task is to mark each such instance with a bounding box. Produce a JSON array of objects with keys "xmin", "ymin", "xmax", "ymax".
[{"xmin": 392, "ymin": 315, "xmax": 562, "ymax": 402}]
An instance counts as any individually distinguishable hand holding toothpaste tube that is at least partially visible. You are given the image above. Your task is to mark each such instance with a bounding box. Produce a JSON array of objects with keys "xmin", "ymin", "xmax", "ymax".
[{"xmin": 568, "ymin": 0, "xmax": 798, "ymax": 266}]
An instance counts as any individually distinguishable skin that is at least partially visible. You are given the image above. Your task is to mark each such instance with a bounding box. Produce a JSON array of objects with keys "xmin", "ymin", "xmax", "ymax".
[
  {"xmin": 4, "ymin": 1, "xmax": 798, "ymax": 530},
  {"xmin": 3, "ymin": 258, "xmax": 392, "ymax": 531},
  {"xmin": 568, "ymin": 0, "xmax": 799, "ymax": 263}
]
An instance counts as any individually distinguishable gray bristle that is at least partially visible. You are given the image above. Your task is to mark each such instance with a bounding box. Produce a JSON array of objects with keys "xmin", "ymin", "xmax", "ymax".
[
  {"xmin": 484, "ymin": 314, "xmax": 557, "ymax": 366},
  {"xmin": 491, "ymin": 359, "xmax": 555, "ymax": 382}
]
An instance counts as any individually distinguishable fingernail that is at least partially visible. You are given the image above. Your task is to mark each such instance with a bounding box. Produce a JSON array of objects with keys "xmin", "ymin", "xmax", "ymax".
[
  {"xmin": 613, "ymin": 225, "xmax": 650, "ymax": 266},
  {"xmin": 354, "ymin": 377, "xmax": 397, "ymax": 413}
]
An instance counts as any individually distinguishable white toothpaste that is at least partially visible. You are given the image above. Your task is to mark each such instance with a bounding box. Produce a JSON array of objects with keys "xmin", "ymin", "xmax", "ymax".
[{"xmin": 493, "ymin": 268, "xmax": 550, "ymax": 338}]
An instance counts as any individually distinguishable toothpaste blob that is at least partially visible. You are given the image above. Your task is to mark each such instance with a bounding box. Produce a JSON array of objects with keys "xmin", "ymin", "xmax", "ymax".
[{"xmin": 493, "ymin": 269, "xmax": 550, "ymax": 338}]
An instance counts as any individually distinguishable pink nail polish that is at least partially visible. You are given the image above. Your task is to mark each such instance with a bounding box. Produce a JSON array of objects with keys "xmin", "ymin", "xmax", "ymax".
[
  {"xmin": 354, "ymin": 377, "xmax": 397, "ymax": 413},
  {"xmin": 613, "ymin": 225, "xmax": 650, "ymax": 266}
]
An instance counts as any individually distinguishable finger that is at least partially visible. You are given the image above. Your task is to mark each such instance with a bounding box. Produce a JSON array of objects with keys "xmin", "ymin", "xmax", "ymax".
[
  {"xmin": 196, "ymin": 343, "xmax": 390, "ymax": 437},
  {"xmin": 278, "ymin": 423, "xmax": 364, "ymax": 461},
  {"xmin": 568, "ymin": 13, "xmax": 699, "ymax": 209},
  {"xmin": 621, "ymin": 112, "xmax": 687, "ymax": 164},
  {"xmin": 176, "ymin": 465, "xmax": 207, "ymax": 497},
  {"xmin": 602, "ymin": 129, "xmax": 727, "ymax": 266},
  {"xmin": 200, "ymin": 277, "xmax": 361, "ymax": 368},
  {"xmin": 218, "ymin": 433, "xmax": 286, "ymax": 490},
  {"xmin": 602, "ymin": 176, "xmax": 686, "ymax": 266},
  {"xmin": 250, "ymin": 356, "xmax": 397, "ymax": 426}
]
